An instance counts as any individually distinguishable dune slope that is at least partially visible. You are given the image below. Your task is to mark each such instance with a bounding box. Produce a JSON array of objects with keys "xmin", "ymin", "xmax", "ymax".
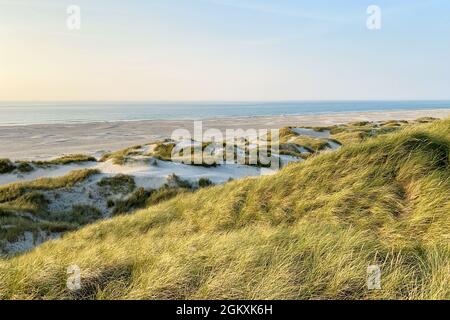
[{"xmin": 0, "ymin": 119, "xmax": 449, "ymax": 300}]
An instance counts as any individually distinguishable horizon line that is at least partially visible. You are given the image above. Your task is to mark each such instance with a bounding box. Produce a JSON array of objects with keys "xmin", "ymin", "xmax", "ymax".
[{"xmin": 2, "ymin": 99, "xmax": 450, "ymax": 104}]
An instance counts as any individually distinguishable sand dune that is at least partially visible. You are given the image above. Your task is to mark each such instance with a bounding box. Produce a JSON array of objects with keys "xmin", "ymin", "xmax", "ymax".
[{"xmin": 1, "ymin": 109, "xmax": 449, "ymax": 160}]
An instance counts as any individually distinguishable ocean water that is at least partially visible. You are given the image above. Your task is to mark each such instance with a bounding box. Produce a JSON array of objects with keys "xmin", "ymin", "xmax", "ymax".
[{"xmin": 0, "ymin": 101, "xmax": 449, "ymax": 126}]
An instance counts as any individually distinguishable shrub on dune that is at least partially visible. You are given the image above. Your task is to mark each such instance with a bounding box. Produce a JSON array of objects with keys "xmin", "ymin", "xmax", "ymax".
[{"xmin": 0, "ymin": 159, "xmax": 15, "ymax": 174}]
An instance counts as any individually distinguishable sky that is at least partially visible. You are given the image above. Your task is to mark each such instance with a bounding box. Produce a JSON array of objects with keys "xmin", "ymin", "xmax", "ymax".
[{"xmin": 0, "ymin": 0, "xmax": 449, "ymax": 101}]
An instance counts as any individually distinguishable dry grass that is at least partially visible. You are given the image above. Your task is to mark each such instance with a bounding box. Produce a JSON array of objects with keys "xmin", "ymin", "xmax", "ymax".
[
  {"xmin": 0, "ymin": 169, "xmax": 100, "ymax": 248},
  {"xmin": 33, "ymin": 154, "xmax": 96, "ymax": 166},
  {"xmin": 0, "ymin": 119, "xmax": 449, "ymax": 299},
  {"xmin": 100, "ymin": 146, "xmax": 143, "ymax": 165}
]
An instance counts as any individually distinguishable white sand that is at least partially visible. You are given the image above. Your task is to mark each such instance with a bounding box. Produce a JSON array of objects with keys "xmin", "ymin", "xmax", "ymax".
[
  {"xmin": 1, "ymin": 109, "xmax": 449, "ymax": 161},
  {"xmin": 0, "ymin": 158, "xmax": 273, "ymax": 188},
  {"xmin": 4, "ymin": 109, "xmax": 447, "ymax": 254}
]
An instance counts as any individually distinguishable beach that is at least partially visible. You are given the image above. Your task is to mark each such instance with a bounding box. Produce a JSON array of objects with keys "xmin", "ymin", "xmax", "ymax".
[{"xmin": 1, "ymin": 108, "xmax": 450, "ymax": 160}]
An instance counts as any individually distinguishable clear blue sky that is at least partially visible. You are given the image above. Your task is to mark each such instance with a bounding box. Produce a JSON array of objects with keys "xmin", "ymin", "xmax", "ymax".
[{"xmin": 1, "ymin": 0, "xmax": 449, "ymax": 101}]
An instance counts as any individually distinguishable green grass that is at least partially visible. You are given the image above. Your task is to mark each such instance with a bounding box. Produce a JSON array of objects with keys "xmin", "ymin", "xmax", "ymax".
[
  {"xmin": 307, "ymin": 118, "xmax": 437, "ymax": 146},
  {"xmin": 0, "ymin": 159, "xmax": 16, "ymax": 174},
  {"xmin": 109, "ymin": 174, "xmax": 193, "ymax": 216},
  {"xmin": 198, "ymin": 178, "xmax": 213, "ymax": 188},
  {"xmin": 100, "ymin": 146, "xmax": 142, "ymax": 165},
  {"xmin": 33, "ymin": 154, "xmax": 97, "ymax": 166},
  {"xmin": 111, "ymin": 188, "xmax": 153, "ymax": 216},
  {"xmin": 15, "ymin": 162, "xmax": 34, "ymax": 173},
  {"xmin": 0, "ymin": 169, "xmax": 99, "ymax": 203},
  {"xmin": 165, "ymin": 174, "xmax": 192, "ymax": 189},
  {"xmin": 97, "ymin": 175, "xmax": 136, "ymax": 195},
  {"xmin": 64, "ymin": 205, "xmax": 103, "ymax": 225},
  {"xmin": 0, "ymin": 119, "xmax": 449, "ymax": 299},
  {"xmin": 0, "ymin": 215, "xmax": 75, "ymax": 244},
  {"xmin": 288, "ymin": 136, "xmax": 330, "ymax": 151},
  {"xmin": 416, "ymin": 117, "xmax": 439, "ymax": 123},
  {"xmin": 0, "ymin": 155, "xmax": 96, "ymax": 176},
  {"xmin": 279, "ymin": 127, "xmax": 333, "ymax": 155},
  {"xmin": 112, "ymin": 186, "xmax": 190, "ymax": 216},
  {"xmin": 0, "ymin": 169, "xmax": 101, "ymax": 251},
  {"xmin": 151, "ymin": 143, "xmax": 176, "ymax": 161},
  {"xmin": 150, "ymin": 141, "xmax": 220, "ymax": 167}
]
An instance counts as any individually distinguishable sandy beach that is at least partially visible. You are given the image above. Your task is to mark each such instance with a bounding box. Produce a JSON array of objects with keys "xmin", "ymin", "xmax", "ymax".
[{"xmin": 1, "ymin": 108, "xmax": 449, "ymax": 160}]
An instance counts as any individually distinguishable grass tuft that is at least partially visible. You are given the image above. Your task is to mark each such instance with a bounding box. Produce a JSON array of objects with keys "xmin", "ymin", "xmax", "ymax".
[
  {"xmin": 33, "ymin": 154, "xmax": 96, "ymax": 166},
  {"xmin": 97, "ymin": 175, "xmax": 136, "ymax": 195},
  {"xmin": 0, "ymin": 159, "xmax": 15, "ymax": 174}
]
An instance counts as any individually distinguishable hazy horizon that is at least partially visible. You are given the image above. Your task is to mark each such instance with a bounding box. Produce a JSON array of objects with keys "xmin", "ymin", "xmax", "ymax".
[
  {"xmin": 2, "ymin": 99, "xmax": 450, "ymax": 104},
  {"xmin": 1, "ymin": 0, "xmax": 450, "ymax": 101}
]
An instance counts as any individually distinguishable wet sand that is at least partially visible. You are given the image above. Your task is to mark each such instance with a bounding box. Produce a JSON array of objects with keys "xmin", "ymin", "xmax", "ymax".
[{"xmin": 1, "ymin": 108, "xmax": 449, "ymax": 160}]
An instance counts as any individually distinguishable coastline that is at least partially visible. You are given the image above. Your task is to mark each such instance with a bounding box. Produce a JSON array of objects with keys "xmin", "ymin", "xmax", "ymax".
[{"xmin": 1, "ymin": 108, "xmax": 449, "ymax": 160}]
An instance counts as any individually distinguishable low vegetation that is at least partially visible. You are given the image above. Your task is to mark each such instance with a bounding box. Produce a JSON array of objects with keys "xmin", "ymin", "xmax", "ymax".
[
  {"xmin": 65, "ymin": 205, "xmax": 103, "ymax": 225},
  {"xmin": 111, "ymin": 186, "xmax": 189, "ymax": 216},
  {"xmin": 198, "ymin": 177, "xmax": 213, "ymax": 188},
  {"xmin": 0, "ymin": 169, "xmax": 99, "ymax": 203},
  {"xmin": 278, "ymin": 126, "xmax": 338, "ymax": 159},
  {"xmin": 0, "ymin": 169, "xmax": 100, "ymax": 253},
  {"xmin": 111, "ymin": 175, "xmax": 192, "ymax": 216},
  {"xmin": 100, "ymin": 146, "xmax": 142, "ymax": 165},
  {"xmin": 0, "ymin": 159, "xmax": 15, "ymax": 174},
  {"xmin": 15, "ymin": 162, "xmax": 34, "ymax": 173},
  {"xmin": 111, "ymin": 188, "xmax": 153, "ymax": 216},
  {"xmin": 33, "ymin": 154, "xmax": 96, "ymax": 166},
  {"xmin": 0, "ymin": 159, "xmax": 36, "ymax": 174},
  {"xmin": 97, "ymin": 175, "xmax": 136, "ymax": 195},
  {"xmin": 0, "ymin": 155, "xmax": 97, "ymax": 176},
  {"xmin": 151, "ymin": 143, "xmax": 176, "ymax": 161},
  {"xmin": 0, "ymin": 118, "xmax": 448, "ymax": 299},
  {"xmin": 150, "ymin": 141, "xmax": 221, "ymax": 167},
  {"xmin": 303, "ymin": 118, "xmax": 439, "ymax": 146}
]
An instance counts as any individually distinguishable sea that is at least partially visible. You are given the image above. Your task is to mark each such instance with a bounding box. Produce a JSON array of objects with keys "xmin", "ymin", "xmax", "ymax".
[{"xmin": 0, "ymin": 101, "xmax": 449, "ymax": 126}]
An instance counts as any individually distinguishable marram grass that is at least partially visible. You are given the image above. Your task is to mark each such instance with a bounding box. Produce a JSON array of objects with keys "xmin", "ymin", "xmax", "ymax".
[{"xmin": 0, "ymin": 119, "xmax": 449, "ymax": 300}]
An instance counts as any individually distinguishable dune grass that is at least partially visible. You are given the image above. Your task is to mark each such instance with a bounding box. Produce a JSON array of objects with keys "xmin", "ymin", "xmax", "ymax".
[
  {"xmin": 15, "ymin": 162, "xmax": 34, "ymax": 173},
  {"xmin": 0, "ymin": 159, "xmax": 16, "ymax": 174},
  {"xmin": 0, "ymin": 169, "xmax": 100, "ymax": 250},
  {"xmin": 0, "ymin": 159, "xmax": 34, "ymax": 174},
  {"xmin": 288, "ymin": 136, "xmax": 330, "ymax": 151},
  {"xmin": 0, "ymin": 119, "xmax": 449, "ymax": 299},
  {"xmin": 33, "ymin": 154, "xmax": 97, "ymax": 166},
  {"xmin": 111, "ymin": 186, "xmax": 189, "ymax": 216},
  {"xmin": 278, "ymin": 127, "xmax": 335, "ymax": 157},
  {"xmin": 331, "ymin": 126, "xmax": 399, "ymax": 145},
  {"xmin": 198, "ymin": 177, "xmax": 213, "ymax": 188},
  {"xmin": 100, "ymin": 146, "xmax": 143, "ymax": 165},
  {"xmin": 151, "ymin": 141, "xmax": 222, "ymax": 167},
  {"xmin": 97, "ymin": 174, "xmax": 136, "ymax": 195},
  {"xmin": 151, "ymin": 143, "xmax": 176, "ymax": 161},
  {"xmin": 0, "ymin": 169, "xmax": 99, "ymax": 204},
  {"xmin": 0, "ymin": 155, "xmax": 96, "ymax": 176},
  {"xmin": 306, "ymin": 118, "xmax": 436, "ymax": 146},
  {"xmin": 109, "ymin": 174, "xmax": 192, "ymax": 216}
]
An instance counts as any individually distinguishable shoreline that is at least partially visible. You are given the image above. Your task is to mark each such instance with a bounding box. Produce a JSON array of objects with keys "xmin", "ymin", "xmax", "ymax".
[
  {"xmin": 1, "ymin": 108, "xmax": 449, "ymax": 160},
  {"xmin": 1, "ymin": 106, "xmax": 450, "ymax": 128}
]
